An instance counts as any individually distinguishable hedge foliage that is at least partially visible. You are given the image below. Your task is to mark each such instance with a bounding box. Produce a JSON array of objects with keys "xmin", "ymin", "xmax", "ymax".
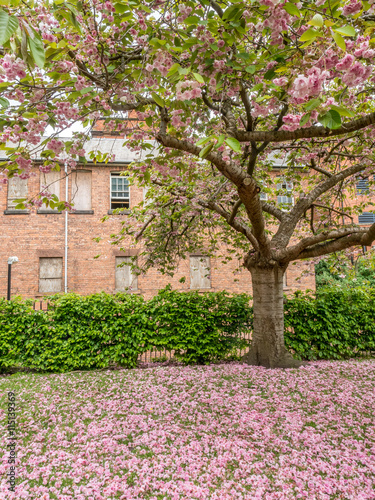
[
  {"xmin": 1, "ymin": 286, "xmax": 374, "ymax": 373},
  {"xmin": 0, "ymin": 287, "xmax": 252, "ymax": 372},
  {"xmin": 285, "ymin": 286, "xmax": 375, "ymax": 360}
]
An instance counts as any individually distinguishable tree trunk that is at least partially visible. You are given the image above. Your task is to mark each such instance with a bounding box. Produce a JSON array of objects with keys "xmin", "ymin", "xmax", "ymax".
[{"xmin": 242, "ymin": 264, "xmax": 304, "ymax": 368}]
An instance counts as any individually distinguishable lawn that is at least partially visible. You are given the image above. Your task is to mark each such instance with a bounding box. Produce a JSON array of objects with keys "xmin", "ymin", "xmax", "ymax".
[{"xmin": 1, "ymin": 360, "xmax": 375, "ymax": 499}]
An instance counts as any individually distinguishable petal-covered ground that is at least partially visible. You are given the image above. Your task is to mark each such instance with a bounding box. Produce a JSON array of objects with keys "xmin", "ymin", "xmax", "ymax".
[{"xmin": 0, "ymin": 360, "xmax": 375, "ymax": 499}]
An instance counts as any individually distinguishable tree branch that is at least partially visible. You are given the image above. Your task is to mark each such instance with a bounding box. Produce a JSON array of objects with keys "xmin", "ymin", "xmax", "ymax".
[
  {"xmin": 228, "ymin": 199, "xmax": 242, "ymax": 224},
  {"xmin": 235, "ymin": 111, "xmax": 375, "ymax": 143}
]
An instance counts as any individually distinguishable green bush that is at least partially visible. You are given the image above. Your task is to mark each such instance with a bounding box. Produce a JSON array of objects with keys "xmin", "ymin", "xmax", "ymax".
[
  {"xmin": 0, "ymin": 288, "xmax": 252, "ymax": 372},
  {"xmin": 0, "ymin": 293, "xmax": 151, "ymax": 372},
  {"xmin": 285, "ymin": 287, "xmax": 375, "ymax": 360},
  {"xmin": 146, "ymin": 287, "xmax": 252, "ymax": 364}
]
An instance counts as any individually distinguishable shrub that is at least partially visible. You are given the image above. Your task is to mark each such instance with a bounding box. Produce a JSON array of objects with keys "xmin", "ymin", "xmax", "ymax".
[
  {"xmin": 285, "ymin": 286, "xmax": 375, "ymax": 360},
  {"xmin": 146, "ymin": 286, "xmax": 252, "ymax": 364},
  {"xmin": 0, "ymin": 288, "xmax": 252, "ymax": 372}
]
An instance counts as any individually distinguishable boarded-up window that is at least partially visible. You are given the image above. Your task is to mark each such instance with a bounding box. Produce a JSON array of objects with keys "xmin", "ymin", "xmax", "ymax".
[
  {"xmin": 39, "ymin": 257, "xmax": 62, "ymax": 293},
  {"xmin": 115, "ymin": 257, "xmax": 138, "ymax": 291},
  {"xmin": 7, "ymin": 176, "xmax": 28, "ymax": 209},
  {"xmin": 190, "ymin": 256, "xmax": 211, "ymax": 289},
  {"xmin": 71, "ymin": 170, "xmax": 92, "ymax": 211},
  {"xmin": 39, "ymin": 171, "xmax": 61, "ymax": 212}
]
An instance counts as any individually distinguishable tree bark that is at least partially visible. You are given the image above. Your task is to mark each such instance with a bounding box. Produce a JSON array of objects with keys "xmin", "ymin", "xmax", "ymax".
[{"xmin": 242, "ymin": 264, "xmax": 304, "ymax": 368}]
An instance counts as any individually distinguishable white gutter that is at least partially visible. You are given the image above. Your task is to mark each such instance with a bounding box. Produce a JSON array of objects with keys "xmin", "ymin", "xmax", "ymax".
[{"xmin": 64, "ymin": 164, "xmax": 68, "ymax": 293}]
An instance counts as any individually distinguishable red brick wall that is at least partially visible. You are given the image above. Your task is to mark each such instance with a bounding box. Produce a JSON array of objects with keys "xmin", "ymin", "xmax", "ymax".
[{"xmin": 0, "ymin": 164, "xmax": 315, "ymax": 299}]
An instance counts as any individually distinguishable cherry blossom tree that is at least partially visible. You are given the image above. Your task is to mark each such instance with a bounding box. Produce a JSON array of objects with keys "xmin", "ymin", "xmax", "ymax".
[{"xmin": 2, "ymin": 0, "xmax": 375, "ymax": 367}]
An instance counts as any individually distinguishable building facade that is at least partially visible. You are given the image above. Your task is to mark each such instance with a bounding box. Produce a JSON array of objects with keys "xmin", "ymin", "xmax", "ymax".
[{"xmin": 0, "ymin": 136, "xmax": 316, "ymax": 299}]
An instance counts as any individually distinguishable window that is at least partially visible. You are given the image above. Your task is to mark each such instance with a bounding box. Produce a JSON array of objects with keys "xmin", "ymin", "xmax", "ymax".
[
  {"xmin": 39, "ymin": 171, "xmax": 61, "ymax": 212},
  {"xmin": 39, "ymin": 257, "xmax": 62, "ymax": 293},
  {"xmin": 190, "ymin": 256, "xmax": 211, "ymax": 289},
  {"xmin": 111, "ymin": 173, "xmax": 129, "ymax": 210},
  {"xmin": 356, "ymin": 178, "xmax": 370, "ymax": 195},
  {"xmin": 358, "ymin": 212, "xmax": 375, "ymax": 225},
  {"xmin": 115, "ymin": 257, "xmax": 137, "ymax": 291},
  {"xmin": 7, "ymin": 176, "xmax": 28, "ymax": 210},
  {"xmin": 277, "ymin": 179, "xmax": 294, "ymax": 208},
  {"xmin": 260, "ymin": 192, "xmax": 268, "ymax": 201},
  {"xmin": 71, "ymin": 170, "xmax": 92, "ymax": 211}
]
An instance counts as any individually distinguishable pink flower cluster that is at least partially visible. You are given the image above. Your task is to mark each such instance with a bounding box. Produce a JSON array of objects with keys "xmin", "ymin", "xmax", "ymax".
[
  {"xmin": 146, "ymin": 50, "xmax": 174, "ymax": 77},
  {"xmin": 177, "ymin": 4, "xmax": 192, "ymax": 22},
  {"xmin": 290, "ymin": 67, "xmax": 330, "ymax": 100},
  {"xmin": 176, "ymin": 80, "xmax": 202, "ymax": 101},
  {"xmin": 0, "ymin": 55, "xmax": 27, "ymax": 80},
  {"xmin": 342, "ymin": 0, "xmax": 362, "ymax": 15},
  {"xmin": 47, "ymin": 139, "xmax": 64, "ymax": 155}
]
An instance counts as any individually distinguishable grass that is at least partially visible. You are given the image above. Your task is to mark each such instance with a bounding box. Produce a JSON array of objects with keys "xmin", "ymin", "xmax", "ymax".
[{"xmin": 0, "ymin": 359, "xmax": 375, "ymax": 499}]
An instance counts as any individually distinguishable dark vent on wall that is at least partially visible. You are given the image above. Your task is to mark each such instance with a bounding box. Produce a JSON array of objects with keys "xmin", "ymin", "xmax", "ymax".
[{"xmin": 358, "ymin": 212, "xmax": 375, "ymax": 224}]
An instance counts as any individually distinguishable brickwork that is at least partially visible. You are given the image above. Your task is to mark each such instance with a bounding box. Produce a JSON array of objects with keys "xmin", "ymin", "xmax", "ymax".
[{"xmin": 0, "ymin": 160, "xmax": 316, "ymax": 299}]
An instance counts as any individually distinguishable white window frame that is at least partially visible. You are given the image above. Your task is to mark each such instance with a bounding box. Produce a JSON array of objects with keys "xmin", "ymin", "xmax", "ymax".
[
  {"xmin": 276, "ymin": 178, "xmax": 294, "ymax": 209},
  {"xmin": 110, "ymin": 172, "xmax": 130, "ymax": 210}
]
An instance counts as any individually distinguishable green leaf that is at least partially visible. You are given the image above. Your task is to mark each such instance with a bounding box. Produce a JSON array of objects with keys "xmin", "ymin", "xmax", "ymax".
[
  {"xmin": 309, "ymin": 14, "xmax": 324, "ymax": 28},
  {"xmin": 145, "ymin": 116, "xmax": 153, "ymax": 127},
  {"xmin": 0, "ymin": 96, "xmax": 9, "ymax": 108},
  {"xmin": 299, "ymin": 28, "xmax": 320, "ymax": 42},
  {"xmin": 333, "ymin": 25, "xmax": 356, "ymax": 37},
  {"xmin": 151, "ymin": 92, "xmax": 165, "ymax": 107},
  {"xmin": 196, "ymin": 137, "xmax": 212, "ymax": 146},
  {"xmin": 28, "ymin": 34, "xmax": 45, "ymax": 68},
  {"xmin": 0, "ymin": 10, "xmax": 19, "ymax": 46},
  {"xmin": 300, "ymin": 113, "xmax": 311, "ymax": 126},
  {"xmin": 332, "ymin": 31, "xmax": 346, "ymax": 51},
  {"xmin": 304, "ymin": 98, "xmax": 321, "ymax": 112},
  {"xmin": 318, "ymin": 110, "xmax": 342, "ymax": 129},
  {"xmin": 199, "ymin": 142, "xmax": 214, "ymax": 158},
  {"xmin": 224, "ymin": 137, "xmax": 241, "ymax": 153},
  {"xmin": 193, "ymin": 72, "xmax": 204, "ymax": 84},
  {"xmin": 329, "ymin": 105, "xmax": 355, "ymax": 118},
  {"xmin": 245, "ymin": 65, "xmax": 256, "ymax": 74},
  {"xmin": 79, "ymin": 86, "xmax": 94, "ymax": 94},
  {"xmin": 215, "ymin": 135, "xmax": 225, "ymax": 149},
  {"xmin": 284, "ymin": 2, "xmax": 300, "ymax": 17}
]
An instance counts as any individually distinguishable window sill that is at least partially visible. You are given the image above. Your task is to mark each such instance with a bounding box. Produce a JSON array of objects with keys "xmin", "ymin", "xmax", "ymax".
[
  {"xmin": 108, "ymin": 209, "xmax": 131, "ymax": 215},
  {"xmin": 37, "ymin": 210, "xmax": 62, "ymax": 214},
  {"xmin": 4, "ymin": 209, "xmax": 30, "ymax": 215},
  {"xmin": 69, "ymin": 210, "xmax": 94, "ymax": 215}
]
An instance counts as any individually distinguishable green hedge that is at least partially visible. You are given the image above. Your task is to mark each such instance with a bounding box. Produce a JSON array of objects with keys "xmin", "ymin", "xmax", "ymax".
[
  {"xmin": 1, "ymin": 286, "xmax": 375, "ymax": 373},
  {"xmin": 285, "ymin": 286, "xmax": 375, "ymax": 360},
  {"xmin": 0, "ymin": 287, "xmax": 252, "ymax": 372}
]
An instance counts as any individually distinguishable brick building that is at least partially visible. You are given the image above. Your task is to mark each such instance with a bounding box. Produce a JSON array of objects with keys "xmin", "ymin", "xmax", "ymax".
[{"xmin": 0, "ymin": 133, "xmax": 316, "ymax": 299}]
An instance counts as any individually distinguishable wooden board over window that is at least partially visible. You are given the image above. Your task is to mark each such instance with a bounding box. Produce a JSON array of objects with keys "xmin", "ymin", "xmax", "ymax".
[
  {"xmin": 8, "ymin": 176, "xmax": 28, "ymax": 209},
  {"xmin": 190, "ymin": 256, "xmax": 211, "ymax": 289},
  {"xmin": 71, "ymin": 170, "xmax": 92, "ymax": 211},
  {"xmin": 115, "ymin": 256, "xmax": 137, "ymax": 291},
  {"xmin": 39, "ymin": 171, "xmax": 61, "ymax": 212},
  {"xmin": 39, "ymin": 257, "xmax": 63, "ymax": 293}
]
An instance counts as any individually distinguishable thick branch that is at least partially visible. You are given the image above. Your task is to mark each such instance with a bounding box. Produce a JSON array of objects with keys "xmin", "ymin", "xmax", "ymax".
[
  {"xmin": 235, "ymin": 111, "xmax": 375, "ymax": 143},
  {"xmin": 281, "ymin": 227, "xmax": 366, "ymax": 262},
  {"xmin": 294, "ymin": 227, "xmax": 375, "ymax": 260},
  {"xmin": 261, "ymin": 202, "xmax": 285, "ymax": 221},
  {"xmin": 273, "ymin": 162, "xmax": 366, "ymax": 248},
  {"xmin": 156, "ymin": 131, "xmax": 244, "ymax": 185}
]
